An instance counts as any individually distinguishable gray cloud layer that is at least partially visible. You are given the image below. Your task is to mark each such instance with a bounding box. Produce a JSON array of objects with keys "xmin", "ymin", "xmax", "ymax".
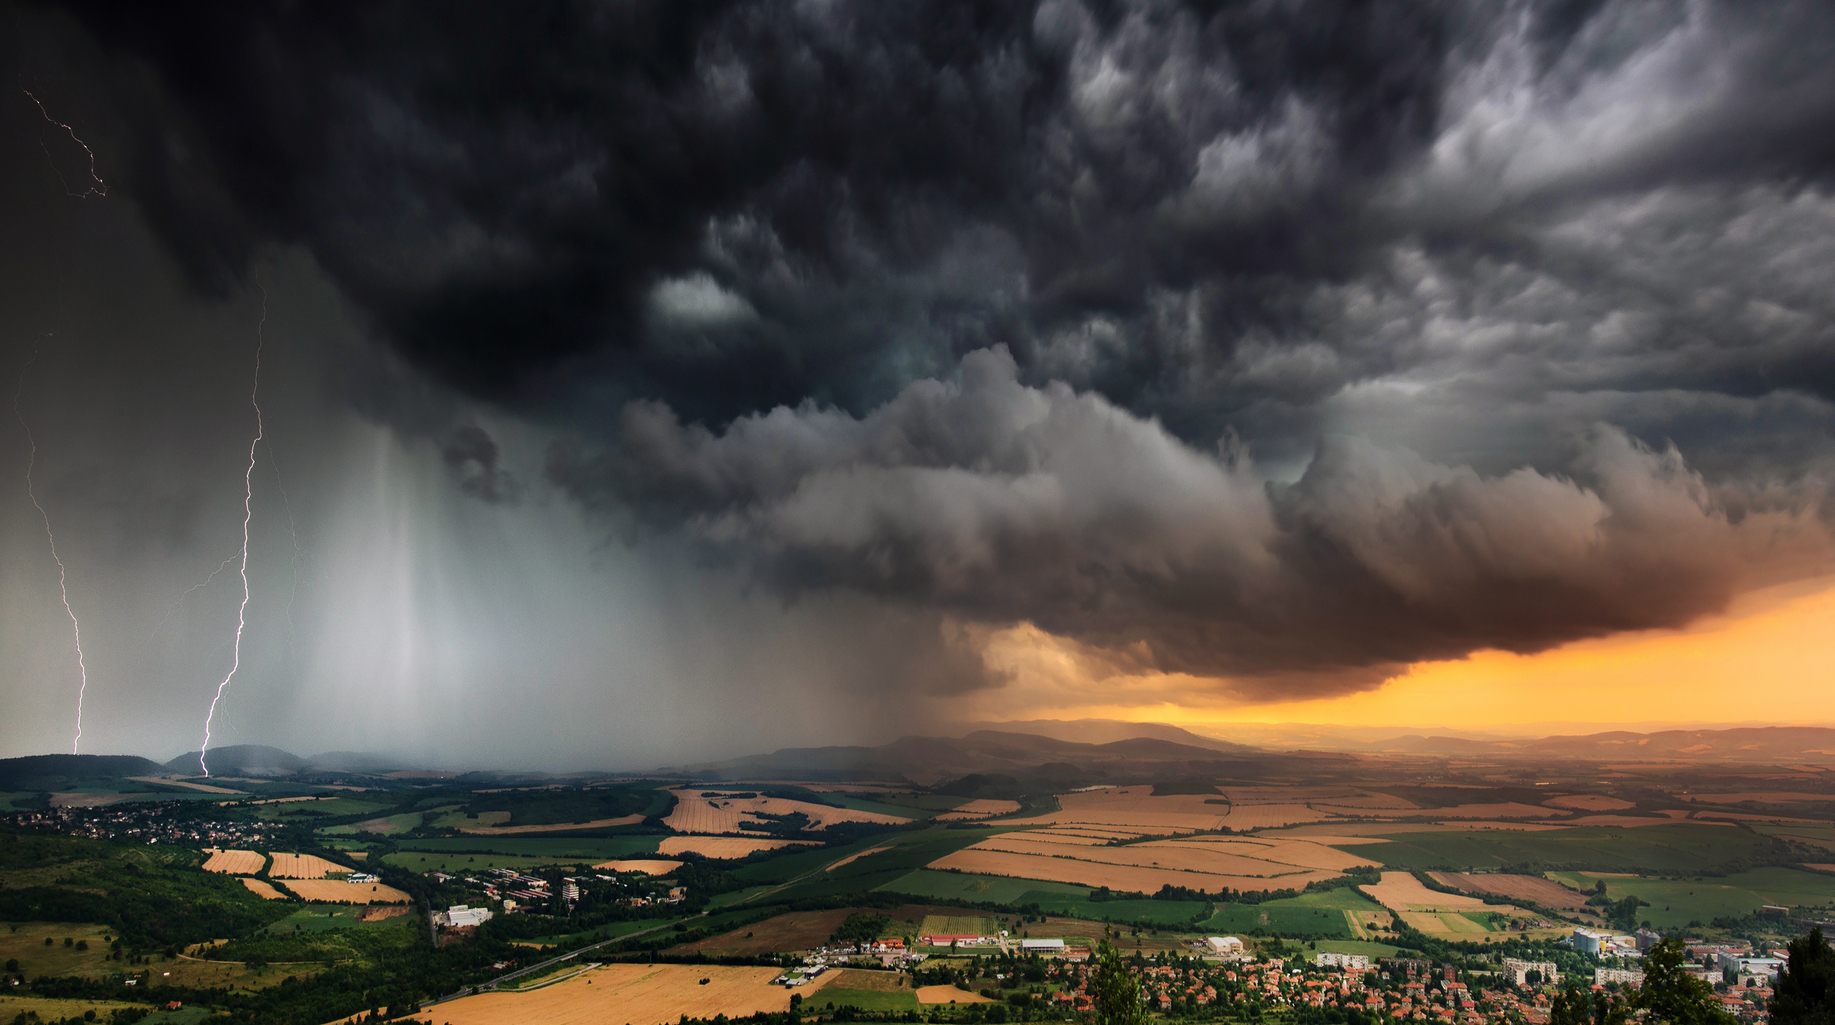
[
  {"xmin": 6, "ymin": 0, "xmax": 1835, "ymax": 719},
  {"xmin": 553, "ymin": 347, "xmax": 1830, "ymax": 694}
]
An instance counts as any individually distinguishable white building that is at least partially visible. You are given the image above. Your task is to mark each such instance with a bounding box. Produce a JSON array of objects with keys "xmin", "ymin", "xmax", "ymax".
[
  {"xmin": 1207, "ymin": 937, "xmax": 1245, "ymax": 954},
  {"xmin": 443, "ymin": 904, "xmax": 492, "ymax": 928},
  {"xmin": 1316, "ymin": 952, "xmax": 1370, "ymax": 971},
  {"xmin": 1718, "ymin": 954, "xmax": 1784, "ymax": 980},
  {"xmin": 1021, "ymin": 939, "xmax": 1066, "ymax": 951},
  {"xmin": 1504, "ymin": 958, "xmax": 1560, "ymax": 985},
  {"xmin": 1596, "ymin": 967, "xmax": 1644, "ymax": 985}
]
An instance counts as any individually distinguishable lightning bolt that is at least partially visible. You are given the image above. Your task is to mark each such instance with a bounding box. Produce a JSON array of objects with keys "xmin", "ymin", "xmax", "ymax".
[
  {"xmin": 22, "ymin": 88, "xmax": 107, "ymax": 199},
  {"xmin": 14, "ymin": 342, "xmax": 91, "ymax": 753},
  {"xmin": 200, "ymin": 288, "xmax": 266, "ymax": 777},
  {"xmin": 149, "ymin": 554, "xmax": 238, "ymax": 640}
]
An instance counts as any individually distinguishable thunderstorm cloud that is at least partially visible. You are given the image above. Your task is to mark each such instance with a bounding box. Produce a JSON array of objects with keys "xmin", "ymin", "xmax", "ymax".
[{"xmin": 4, "ymin": 0, "xmax": 1835, "ymax": 760}]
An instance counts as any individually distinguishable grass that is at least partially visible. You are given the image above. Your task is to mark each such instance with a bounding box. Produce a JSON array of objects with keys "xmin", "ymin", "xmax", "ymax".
[
  {"xmin": 260, "ymin": 906, "xmax": 404, "ymax": 936},
  {"xmin": 816, "ymin": 988, "xmax": 923, "ymax": 1012},
  {"xmin": 874, "ymin": 869, "xmax": 1086, "ymax": 905},
  {"xmin": 1334, "ymin": 824, "xmax": 1774, "ymax": 873},
  {"xmin": 1545, "ymin": 867, "xmax": 1835, "ymax": 929},
  {"xmin": 708, "ymin": 886, "xmax": 774, "ymax": 909},
  {"xmin": 135, "ymin": 1008, "xmax": 213, "ymax": 1025},
  {"xmin": 0, "ymin": 996, "xmax": 155, "ymax": 1021},
  {"xmin": 380, "ymin": 851, "xmax": 562, "ymax": 874},
  {"xmin": 0, "ymin": 922, "xmax": 120, "ymax": 977},
  {"xmin": 394, "ymin": 836, "xmax": 662, "ymax": 859},
  {"xmin": 1198, "ymin": 904, "xmax": 1353, "ymax": 937},
  {"xmin": 520, "ymin": 917, "xmax": 676, "ymax": 948},
  {"xmin": 249, "ymin": 796, "xmax": 391, "ymax": 821},
  {"xmin": 814, "ymin": 794, "xmax": 929, "ymax": 819}
]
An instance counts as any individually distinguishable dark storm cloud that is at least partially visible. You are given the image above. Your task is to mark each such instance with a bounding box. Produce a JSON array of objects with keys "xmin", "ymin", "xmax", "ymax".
[{"xmin": 29, "ymin": 0, "xmax": 1835, "ymax": 696}]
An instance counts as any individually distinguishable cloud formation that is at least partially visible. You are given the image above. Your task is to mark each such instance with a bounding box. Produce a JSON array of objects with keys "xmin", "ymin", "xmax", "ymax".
[{"xmin": 552, "ymin": 347, "xmax": 1832, "ymax": 696}]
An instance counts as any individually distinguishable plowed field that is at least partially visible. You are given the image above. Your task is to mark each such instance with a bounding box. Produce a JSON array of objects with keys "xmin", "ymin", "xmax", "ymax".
[
  {"xmin": 928, "ymin": 846, "xmax": 1334, "ymax": 893},
  {"xmin": 202, "ymin": 850, "xmax": 265, "ymax": 875},
  {"xmin": 1428, "ymin": 872, "xmax": 1594, "ymax": 912}
]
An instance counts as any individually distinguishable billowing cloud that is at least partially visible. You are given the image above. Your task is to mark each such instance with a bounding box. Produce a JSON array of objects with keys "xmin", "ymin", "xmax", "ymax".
[{"xmin": 552, "ymin": 347, "xmax": 1833, "ymax": 697}]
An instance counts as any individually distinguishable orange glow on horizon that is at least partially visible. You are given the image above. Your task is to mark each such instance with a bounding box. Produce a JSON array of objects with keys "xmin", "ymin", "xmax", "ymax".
[{"xmin": 961, "ymin": 575, "xmax": 1835, "ymax": 730}]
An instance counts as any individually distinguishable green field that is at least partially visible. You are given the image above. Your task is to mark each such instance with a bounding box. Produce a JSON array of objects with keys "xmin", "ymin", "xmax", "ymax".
[
  {"xmin": 1335, "ymin": 824, "xmax": 1774, "ymax": 872},
  {"xmin": 1198, "ymin": 904, "xmax": 1352, "ymax": 937},
  {"xmin": 393, "ymin": 836, "xmax": 662, "ymax": 859},
  {"xmin": 735, "ymin": 828, "xmax": 1012, "ymax": 903},
  {"xmin": 1545, "ymin": 867, "xmax": 1835, "ymax": 929},
  {"xmin": 260, "ymin": 906, "xmax": 406, "ymax": 936},
  {"xmin": 382, "ymin": 851, "xmax": 565, "ymax": 874},
  {"xmin": 873, "ymin": 868, "xmax": 1087, "ymax": 905},
  {"xmin": 815, "ymin": 988, "xmax": 922, "ymax": 1012},
  {"xmin": 250, "ymin": 796, "xmax": 391, "ymax": 820},
  {"xmin": 1312, "ymin": 939, "xmax": 1403, "ymax": 958}
]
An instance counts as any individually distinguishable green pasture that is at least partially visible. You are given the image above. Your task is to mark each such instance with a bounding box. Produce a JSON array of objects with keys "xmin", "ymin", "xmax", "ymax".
[
  {"xmin": 1312, "ymin": 939, "xmax": 1403, "ymax": 958},
  {"xmin": 816, "ymin": 989, "xmax": 922, "ymax": 1013},
  {"xmin": 1197, "ymin": 904, "xmax": 1352, "ymax": 937},
  {"xmin": 250, "ymin": 796, "xmax": 390, "ymax": 821},
  {"xmin": 814, "ymin": 794, "xmax": 929, "ymax": 819},
  {"xmin": 1546, "ymin": 866, "xmax": 1835, "ymax": 929},
  {"xmin": 1334, "ymin": 824, "xmax": 1772, "ymax": 873},
  {"xmin": 381, "ymin": 851, "xmax": 565, "ymax": 874},
  {"xmin": 872, "ymin": 868, "xmax": 1084, "ymax": 905},
  {"xmin": 260, "ymin": 906, "xmax": 406, "ymax": 936}
]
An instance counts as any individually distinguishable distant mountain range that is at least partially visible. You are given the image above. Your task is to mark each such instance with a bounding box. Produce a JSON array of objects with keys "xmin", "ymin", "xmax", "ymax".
[
  {"xmin": 968, "ymin": 719, "xmax": 1835, "ymax": 764},
  {"xmin": 4, "ymin": 722, "xmax": 1835, "ymax": 791}
]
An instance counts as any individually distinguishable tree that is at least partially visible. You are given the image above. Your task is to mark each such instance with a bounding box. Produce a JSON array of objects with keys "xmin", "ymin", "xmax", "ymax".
[
  {"xmin": 1771, "ymin": 927, "xmax": 1835, "ymax": 1025},
  {"xmin": 1092, "ymin": 940, "xmax": 1147, "ymax": 1025},
  {"xmin": 1552, "ymin": 985, "xmax": 1592, "ymax": 1025},
  {"xmin": 1634, "ymin": 938, "xmax": 1736, "ymax": 1025}
]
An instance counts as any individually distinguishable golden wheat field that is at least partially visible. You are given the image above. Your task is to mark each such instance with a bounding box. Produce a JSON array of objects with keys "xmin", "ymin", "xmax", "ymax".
[
  {"xmin": 592, "ymin": 860, "xmax": 683, "ymax": 876},
  {"xmin": 267, "ymin": 853, "xmax": 348, "ymax": 879},
  {"xmin": 240, "ymin": 878, "xmax": 286, "ymax": 899},
  {"xmin": 656, "ymin": 836, "xmax": 815, "ymax": 859},
  {"xmin": 286, "ymin": 879, "xmax": 410, "ymax": 904},
  {"xmin": 202, "ymin": 849, "xmax": 266, "ymax": 875},
  {"xmin": 1359, "ymin": 871, "xmax": 1498, "ymax": 912},
  {"xmin": 663, "ymin": 790, "xmax": 906, "ymax": 835},
  {"xmin": 425, "ymin": 963, "xmax": 834, "ymax": 1025}
]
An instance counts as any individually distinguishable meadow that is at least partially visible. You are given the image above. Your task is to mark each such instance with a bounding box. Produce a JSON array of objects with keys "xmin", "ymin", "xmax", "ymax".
[
  {"xmin": 1546, "ymin": 866, "xmax": 1835, "ymax": 928},
  {"xmin": 1332, "ymin": 823, "xmax": 1773, "ymax": 872}
]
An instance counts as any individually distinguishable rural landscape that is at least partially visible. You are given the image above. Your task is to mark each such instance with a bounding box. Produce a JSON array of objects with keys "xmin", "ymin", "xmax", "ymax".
[
  {"xmin": 9, "ymin": 1, "xmax": 1835, "ymax": 1024},
  {"xmin": 5, "ymin": 723, "xmax": 1835, "ymax": 1023}
]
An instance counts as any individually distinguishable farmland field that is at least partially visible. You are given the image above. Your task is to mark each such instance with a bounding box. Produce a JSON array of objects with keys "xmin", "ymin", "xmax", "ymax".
[
  {"xmin": 382, "ymin": 851, "xmax": 563, "ymax": 874},
  {"xmin": 267, "ymin": 852, "xmax": 347, "ymax": 879},
  {"xmin": 201, "ymin": 849, "xmax": 265, "ymax": 874},
  {"xmin": 431, "ymin": 963, "xmax": 827, "ymax": 1024},
  {"xmin": 927, "ymin": 844, "xmax": 1336, "ymax": 893},
  {"xmin": 241, "ymin": 878, "xmax": 286, "ymax": 899},
  {"xmin": 657, "ymin": 836, "xmax": 816, "ymax": 859},
  {"xmin": 1361, "ymin": 871, "xmax": 1499, "ymax": 912},
  {"xmin": 664, "ymin": 789, "xmax": 907, "ymax": 834},
  {"xmin": 286, "ymin": 879, "xmax": 410, "ymax": 903},
  {"xmin": 1332, "ymin": 823, "xmax": 1769, "ymax": 872},
  {"xmin": 935, "ymin": 799, "xmax": 1022, "ymax": 821},
  {"xmin": 594, "ymin": 859, "xmax": 682, "ymax": 875},
  {"xmin": 1429, "ymin": 871, "xmax": 1595, "ymax": 912},
  {"xmin": 1545, "ymin": 867, "xmax": 1835, "ymax": 929},
  {"xmin": 396, "ymin": 836, "xmax": 663, "ymax": 859},
  {"xmin": 813, "ymin": 968, "xmax": 923, "ymax": 1012}
]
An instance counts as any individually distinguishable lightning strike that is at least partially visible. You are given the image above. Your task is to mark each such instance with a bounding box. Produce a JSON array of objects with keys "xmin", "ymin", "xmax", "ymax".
[
  {"xmin": 200, "ymin": 290, "xmax": 267, "ymax": 777},
  {"xmin": 14, "ymin": 343, "xmax": 92, "ymax": 753},
  {"xmin": 22, "ymin": 88, "xmax": 107, "ymax": 199},
  {"xmin": 149, "ymin": 554, "xmax": 239, "ymax": 640}
]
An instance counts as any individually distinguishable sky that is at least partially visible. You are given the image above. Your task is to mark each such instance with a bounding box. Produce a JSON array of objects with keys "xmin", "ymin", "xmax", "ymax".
[{"xmin": 2, "ymin": 0, "xmax": 1834, "ymax": 769}]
